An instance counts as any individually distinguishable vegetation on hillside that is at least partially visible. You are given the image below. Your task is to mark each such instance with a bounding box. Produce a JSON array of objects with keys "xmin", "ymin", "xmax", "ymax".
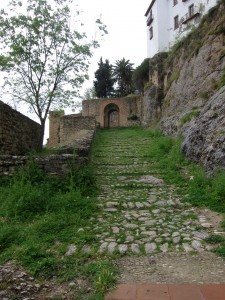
[
  {"xmin": 166, "ymin": 0, "xmax": 225, "ymax": 67},
  {"xmin": 132, "ymin": 58, "xmax": 149, "ymax": 93}
]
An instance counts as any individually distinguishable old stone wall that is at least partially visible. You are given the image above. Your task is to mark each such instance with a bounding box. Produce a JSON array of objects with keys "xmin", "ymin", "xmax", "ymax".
[
  {"xmin": 0, "ymin": 101, "xmax": 42, "ymax": 155},
  {"xmin": 82, "ymin": 96, "xmax": 142, "ymax": 128},
  {"xmin": 48, "ymin": 112, "xmax": 96, "ymax": 148},
  {"xmin": 0, "ymin": 128, "xmax": 95, "ymax": 177},
  {"xmin": 48, "ymin": 96, "xmax": 141, "ymax": 150},
  {"xmin": 0, "ymin": 154, "xmax": 84, "ymax": 177},
  {"xmin": 60, "ymin": 115, "xmax": 96, "ymax": 146}
]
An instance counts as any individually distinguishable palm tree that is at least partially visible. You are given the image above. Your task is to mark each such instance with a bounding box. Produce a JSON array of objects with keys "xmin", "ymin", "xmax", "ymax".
[{"xmin": 113, "ymin": 58, "xmax": 134, "ymax": 97}]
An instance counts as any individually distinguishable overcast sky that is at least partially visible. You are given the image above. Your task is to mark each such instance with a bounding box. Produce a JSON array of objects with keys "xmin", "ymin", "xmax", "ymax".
[
  {"xmin": 0, "ymin": 0, "xmax": 150, "ymax": 140},
  {"xmin": 76, "ymin": 0, "xmax": 151, "ymax": 90}
]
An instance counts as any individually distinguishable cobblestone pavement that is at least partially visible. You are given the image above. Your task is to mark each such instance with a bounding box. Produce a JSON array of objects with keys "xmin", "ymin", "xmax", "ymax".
[{"xmin": 90, "ymin": 130, "xmax": 223, "ymax": 256}]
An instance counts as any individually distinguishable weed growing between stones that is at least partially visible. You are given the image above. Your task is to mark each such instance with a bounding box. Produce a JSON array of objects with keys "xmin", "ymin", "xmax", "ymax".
[{"xmin": 179, "ymin": 110, "xmax": 201, "ymax": 126}]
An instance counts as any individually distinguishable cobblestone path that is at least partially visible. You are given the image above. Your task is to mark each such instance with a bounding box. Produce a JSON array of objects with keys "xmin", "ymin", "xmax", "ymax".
[{"xmin": 91, "ymin": 129, "xmax": 220, "ymax": 256}]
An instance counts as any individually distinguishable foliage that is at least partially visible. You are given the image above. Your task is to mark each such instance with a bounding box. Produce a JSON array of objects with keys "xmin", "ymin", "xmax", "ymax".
[
  {"xmin": 0, "ymin": 154, "xmax": 122, "ymax": 299},
  {"xmin": 112, "ymin": 58, "xmax": 134, "ymax": 97},
  {"xmin": 82, "ymin": 86, "xmax": 96, "ymax": 100},
  {"xmin": 127, "ymin": 114, "xmax": 138, "ymax": 121},
  {"xmin": 86, "ymin": 261, "xmax": 117, "ymax": 295},
  {"xmin": 94, "ymin": 57, "xmax": 115, "ymax": 98},
  {"xmin": 0, "ymin": 0, "xmax": 107, "ymax": 145},
  {"xmin": 0, "ymin": 161, "xmax": 97, "ymax": 222},
  {"xmin": 132, "ymin": 58, "xmax": 149, "ymax": 93}
]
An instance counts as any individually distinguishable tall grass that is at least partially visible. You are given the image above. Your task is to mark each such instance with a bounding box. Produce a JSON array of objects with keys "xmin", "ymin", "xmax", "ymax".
[{"xmin": 0, "ymin": 161, "xmax": 98, "ymax": 279}]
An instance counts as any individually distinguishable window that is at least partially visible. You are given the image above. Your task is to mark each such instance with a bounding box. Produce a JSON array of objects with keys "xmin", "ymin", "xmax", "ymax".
[
  {"xmin": 150, "ymin": 10, "xmax": 153, "ymax": 20},
  {"xmin": 174, "ymin": 15, "xmax": 179, "ymax": 30},
  {"xmin": 149, "ymin": 27, "xmax": 153, "ymax": 40},
  {"xmin": 173, "ymin": 0, "xmax": 178, "ymax": 6},
  {"xmin": 189, "ymin": 4, "xmax": 194, "ymax": 17}
]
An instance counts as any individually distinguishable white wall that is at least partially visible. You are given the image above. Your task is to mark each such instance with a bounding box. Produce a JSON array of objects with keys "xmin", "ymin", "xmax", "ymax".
[
  {"xmin": 157, "ymin": 0, "xmax": 170, "ymax": 53},
  {"xmin": 146, "ymin": 0, "xmax": 219, "ymax": 58},
  {"xmin": 146, "ymin": 2, "xmax": 159, "ymax": 58}
]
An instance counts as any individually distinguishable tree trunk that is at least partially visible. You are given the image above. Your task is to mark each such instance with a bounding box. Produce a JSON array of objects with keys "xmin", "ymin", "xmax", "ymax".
[{"xmin": 39, "ymin": 119, "xmax": 46, "ymax": 150}]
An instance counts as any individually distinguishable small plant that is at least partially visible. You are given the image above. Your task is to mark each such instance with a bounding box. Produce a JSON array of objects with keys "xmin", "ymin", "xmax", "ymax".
[
  {"xmin": 205, "ymin": 235, "xmax": 225, "ymax": 244},
  {"xmin": 50, "ymin": 110, "xmax": 64, "ymax": 117},
  {"xmin": 144, "ymin": 81, "xmax": 153, "ymax": 91},
  {"xmin": 199, "ymin": 91, "xmax": 209, "ymax": 100},
  {"xmin": 211, "ymin": 78, "xmax": 219, "ymax": 90},
  {"xmin": 179, "ymin": 110, "xmax": 200, "ymax": 126},
  {"xmin": 167, "ymin": 70, "xmax": 180, "ymax": 89},
  {"xmin": 86, "ymin": 261, "xmax": 118, "ymax": 296},
  {"xmin": 218, "ymin": 67, "xmax": 225, "ymax": 88},
  {"xmin": 127, "ymin": 114, "xmax": 138, "ymax": 121}
]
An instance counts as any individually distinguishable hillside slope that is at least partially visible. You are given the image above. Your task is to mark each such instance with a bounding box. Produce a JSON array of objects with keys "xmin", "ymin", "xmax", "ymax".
[{"xmin": 143, "ymin": 0, "xmax": 225, "ymax": 173}]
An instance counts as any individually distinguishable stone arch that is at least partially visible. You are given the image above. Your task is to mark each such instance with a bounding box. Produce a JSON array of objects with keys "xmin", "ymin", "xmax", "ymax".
[{"xmin": 104, "ymin": 103, "xmax": 120, "ymax": 128}]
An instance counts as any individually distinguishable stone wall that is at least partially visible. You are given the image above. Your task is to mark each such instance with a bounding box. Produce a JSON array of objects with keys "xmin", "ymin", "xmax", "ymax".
[
  {"xmin": 82, "ymin": 96, "xmax": 142, "ymax": 128},
  {"xmin": 0, "ymin": 154, "xmax": 84, "ymax": 177},
  {"xmin": 48, "ymin": 112, "xmax": 96, "ymax": 148},
  {"xmin": 0, "ymin": 129, "xmax": 95, "ymax": 177},
  {"xmin": 60, "ymin": 115, "xmax": 96, "ymax": 146},
  {"xmin": 0, "ymin": 101, "xmax": 42, "ymax": 155}
]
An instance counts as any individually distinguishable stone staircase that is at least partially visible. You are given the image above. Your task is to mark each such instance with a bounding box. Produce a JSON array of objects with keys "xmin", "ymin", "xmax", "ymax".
[{"xmin": 91, "ymin": 129, "xmax": 215, "ymax": 255}]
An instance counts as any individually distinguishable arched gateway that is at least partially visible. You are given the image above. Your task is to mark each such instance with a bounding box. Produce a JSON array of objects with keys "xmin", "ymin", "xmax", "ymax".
[{"xmin": 104, "ymin": 103, "xmax": 120, "ymax": 128}]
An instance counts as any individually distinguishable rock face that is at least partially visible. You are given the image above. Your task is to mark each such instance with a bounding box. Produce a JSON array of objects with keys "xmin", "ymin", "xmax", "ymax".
[
  {"xmin": 182, "ymin": 87, "xmax": 225, "ymax": 173},
  {"xmin": 143, "ymin": 1, "xmax": 225, "ymax": 173}
]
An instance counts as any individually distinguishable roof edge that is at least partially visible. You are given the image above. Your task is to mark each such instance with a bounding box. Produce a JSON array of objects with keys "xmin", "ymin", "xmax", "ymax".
[{"xmin": 144, "ymin": 0, "xmax": 156, "ymax": 16}]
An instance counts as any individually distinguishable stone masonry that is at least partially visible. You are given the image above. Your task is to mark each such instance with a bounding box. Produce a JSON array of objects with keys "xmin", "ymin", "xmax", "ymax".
[
  {"xmin": 0, "ymin": 101, "xmax": 42, "ymax": 155},
  {"xmin": 48, "ymin": 96, "xmax": 141, "ymax": 149},
  {"xmin": 48, "ymin": 111, "xmax": 96, "ymax": 148},
  {"xmin": 82, "ymin": 96, "xmax": 142, "ymax": 128}
]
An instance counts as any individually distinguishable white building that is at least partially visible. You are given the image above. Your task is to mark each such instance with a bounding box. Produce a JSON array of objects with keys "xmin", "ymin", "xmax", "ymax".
[{"xmin": 145, "ymin": 0, "xmax": 218, "ymax": 58}]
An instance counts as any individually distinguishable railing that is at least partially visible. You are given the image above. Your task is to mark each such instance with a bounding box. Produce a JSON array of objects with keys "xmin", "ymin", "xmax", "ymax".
[{"xmin": 182, "ymin": 6, "xmax": 200, "ymax": 24}]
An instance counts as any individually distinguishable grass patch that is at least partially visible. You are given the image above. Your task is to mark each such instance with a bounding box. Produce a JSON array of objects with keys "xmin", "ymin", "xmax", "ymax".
[
  {"xmin": 167, "ymin": 70, "xmax": 180, "ymax": 89},
  {"xmin": 199, "ymin": 91, "xmax": 210, "ymax": 100},
  {"xmin": 179, "ymin": 110, "xmax": 201, "ymax": 126},
  {"xmin": 85, "ymin": 261, "xmax": 118, "ymax": 296},
  {"xmin": 0, "ymin": 159, "xmax": 115, "ymax": 299},
  {"xmin": 205, "ymin": 234, "xmax": 225, "ymax": 244}
]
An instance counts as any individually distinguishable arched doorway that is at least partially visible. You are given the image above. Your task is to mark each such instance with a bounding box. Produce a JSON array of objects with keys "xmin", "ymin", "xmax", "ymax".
[{"xmin": 104, "ymin": 103, "xmax": 120, "ymax": 128}]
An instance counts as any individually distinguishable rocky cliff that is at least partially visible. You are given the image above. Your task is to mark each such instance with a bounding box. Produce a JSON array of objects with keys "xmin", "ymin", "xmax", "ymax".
[{"xmin": 143, "ymin": 0, "xmax": 225, "ymax": 173}]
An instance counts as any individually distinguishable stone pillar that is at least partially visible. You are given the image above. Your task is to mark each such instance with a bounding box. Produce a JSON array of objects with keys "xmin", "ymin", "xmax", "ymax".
[{"xmin": 48, "ymin": 110, "xmax": 64, "ymax": 148}]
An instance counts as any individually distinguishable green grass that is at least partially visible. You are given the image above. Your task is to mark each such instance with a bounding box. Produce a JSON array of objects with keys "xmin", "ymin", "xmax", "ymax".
[
  {"xmin": 179, "ymin": 110, "xmax": 201, "ymax": 126},
  {"xmin": 85, "ymin": 261, "xmax": 118, "ymax": 296},
  {"xmin": 0, "ymin": 160, "xmax": 115, "ymax": 299}
]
